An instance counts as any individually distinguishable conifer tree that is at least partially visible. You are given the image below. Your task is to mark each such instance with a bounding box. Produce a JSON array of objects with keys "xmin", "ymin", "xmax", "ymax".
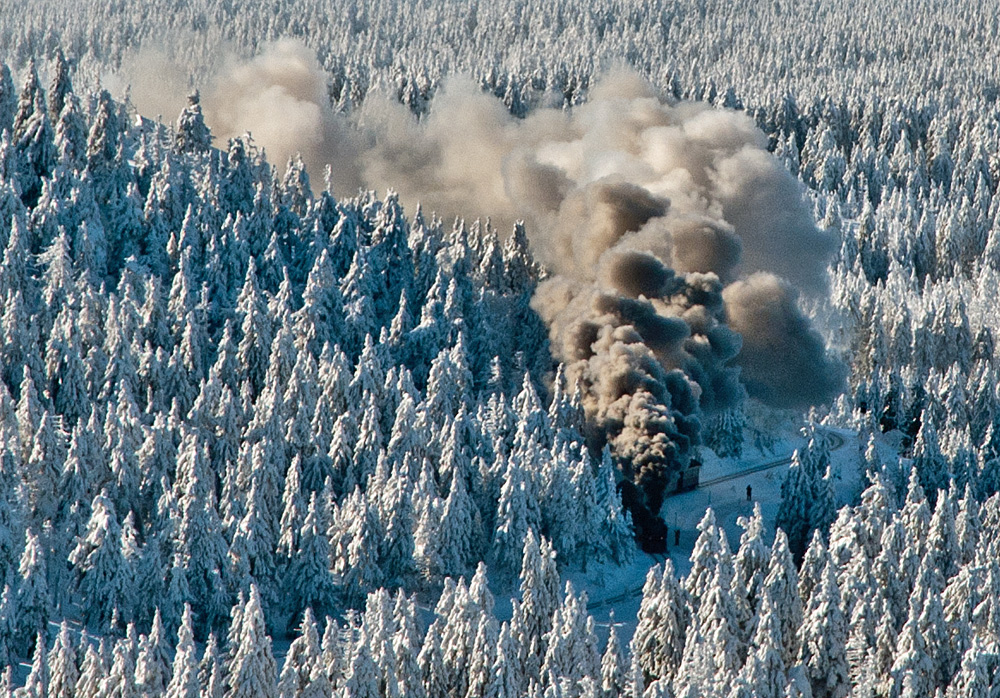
[
  {"xmin": 872, "ymin": 518, "xmax": 910, "ymax": 629},
  {"xmin": 225, "ymin": 585, "xmax": 277, "ymax": 698},
  {"xmin": 512, "ymin": 531, "xmax": 560, "ymax": 689},
  {"xmin": 541, "ymin": 582, "xmax": 601, "ymax": 691},
  {"xmin": 596, "ymin": 448, "xmax": 634, "ymax": 565},
  {"xmin": 484, "ymin": 621, "xmax": 521, "ymax": 698},
  {"xmin": 99, "ymin": 628, "xmax": 139, "ymax": 698},
  {"xmin": 0, "ymin": 63, "xmax": 15, "ymax": 133},
  {"xmin": 377, "ymin": 464, "xmax": 417, "ymax": 585},
  {"xmin": 277, "ymin": 608, "xmax": 322, "ymax": 698},
  {"xmin": 600, "ymin": 612, "xmax": 627, "ymax": 698},
  {"xmin": 47, "ymin": 50, "xmax": 72, "ymax": 125},
  {"xmin": 686, "ymin": 508, "xmax": 733, "ymax": 605},
  {"xmin": 200, "ymin": 633, "xmax": 225, "ymax": 698},
  {"xmin": 431, "ymin": 466, "xmax": 478, "ymax": 579},
  {"xmin": 166, "ymin": 605, "xmax": 200, "ymax": 698},
  {"xmin": 0, "ymin": 585, "xmax": 17, "ymax": 670},
  {"xmin": 47, "ymin": 621, "xmax": 79, "ymax": 698},
  {"xmin": 624, "ymin": 651, "xmax": 644, "ymax": 698},
  {"xmin": 286, "ymin": 494, "xmax": 337, "ymax": 628},
  {"xmin": 569, "ymin": 453, "xmax": 601, "ymax": 569},
  {"xmin": 736, "ymin": 590, "xmax": 788, "ymax": 698},
  {"xmin": 69, "ymin": 491, "xmax": 128, "ymax": 631},
  {"xmin": 735, "ymin": 502, "xmax": 770, "ymax": 616},
  {"xmin": 343, "ymin": 632, "xmax": 380, "ymax": 698},
  {"xmin": 464, "ymin": 616, "xmax": 499, "ymax": 698},
  {"xmin": 12, "ymin": 60, "xmax": 54, "ymax": 207},
  {"xmin": 491, "ymin": 455, "xmax": 542, "ymax": 577},
  {"xmin": 86, "ymin": 89, "xmax": 121, "ymax": 175},
  {"xmin": 20, "ymin": 630, "xmax": 49, "ymax": 698},
  {"xmin": 631, "ymin": 560, "xmax": 689, "ymax": 685},
  {"xmin": 236, "ymin": 259, "xmax": 273, "ymax": 399},
  {"xmin": 676, "ymin": 548, "xmax": 741, "ymax": 698},
  {"xmin": 391, "ymin": 592, "xmax": 425, "ymax": 698},
  {"xmin": 799, "ymin": 562, "xmax": 849, "ymax": 698},
  {"xmin": 136, "ymin": 610, "xmax": 172, "ymax": 698},
  {"xmin": 175, "ymin": 92, "xmax": 212, "ymax": 154},
  {"xmin": 50, "ymin": 94, "xmax": 88, "ymax": 171},
  {"xmin": 776, "ymin": 434, "xmax": 835, "ymax": 561},
  {"xmin": 14, "ymin": 527, "xmax": 47, "ymax": 657},
  {"xmin": 763, "ymin": 530, "xmax": 803, "ymax": 668},
  {"xmin": 75, "ymin": 640, "xmax": 108, "ymax": 698},
  {"xmin": 945, "ymin": 636, "xmax": 991, "ymax": 698},
  {"xmin": 333, "ymin": 490, "xmax": 382, "ymax": 607}
]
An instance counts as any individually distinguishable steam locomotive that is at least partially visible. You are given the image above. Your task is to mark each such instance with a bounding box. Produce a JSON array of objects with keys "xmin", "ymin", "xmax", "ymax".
[
  {"xmin": 616, "ymin": 458, "xmax": 700, "ymax": 554},
  {"xmin": 617, "ymin": 479, "xmax": 668, "ymax": 554}
]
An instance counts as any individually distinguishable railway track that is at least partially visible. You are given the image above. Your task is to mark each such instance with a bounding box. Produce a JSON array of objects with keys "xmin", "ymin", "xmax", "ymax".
[{"xmin": 697, "ymin": 430, "xmax": 846, "ymax": 489}]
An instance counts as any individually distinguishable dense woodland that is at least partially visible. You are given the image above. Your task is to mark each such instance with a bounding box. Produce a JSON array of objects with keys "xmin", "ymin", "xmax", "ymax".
[{"xmin": 2, "ymin": 0, "xmax": 1000, "ymax": 696}]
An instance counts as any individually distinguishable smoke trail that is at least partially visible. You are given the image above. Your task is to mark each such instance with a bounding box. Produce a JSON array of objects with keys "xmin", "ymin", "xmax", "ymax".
[
  {"xmin": 120, "ymin": 39, "xmax": 363, "ymax": 192},
  {"xmin": 201, "ymin": 39, "xmax": 362, "ymax": 190},
  {"xmin": 118, "ymin": 42, "xmax": 846, "ymax": 514}
]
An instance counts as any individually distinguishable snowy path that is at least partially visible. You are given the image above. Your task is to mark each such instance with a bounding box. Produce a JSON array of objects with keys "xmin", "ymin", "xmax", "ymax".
[{"xmin": 585, "ymin": 552, "xmax": 667, "ymax": 611}]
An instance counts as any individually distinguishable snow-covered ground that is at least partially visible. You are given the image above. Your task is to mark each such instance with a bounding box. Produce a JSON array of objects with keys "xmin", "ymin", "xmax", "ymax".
[
  {"xmin": 566, "ymin": 423, "xmax": 867, "ymax": 645},
  {"xmin": 668, "ymin": 426, "xmax": 864, "ymax": 575}
]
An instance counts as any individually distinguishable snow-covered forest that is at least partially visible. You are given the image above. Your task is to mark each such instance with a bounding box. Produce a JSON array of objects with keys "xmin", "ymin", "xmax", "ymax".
[{"xmin": 2, "ymin": 0, "xmax": 1000, "ymax": 696}]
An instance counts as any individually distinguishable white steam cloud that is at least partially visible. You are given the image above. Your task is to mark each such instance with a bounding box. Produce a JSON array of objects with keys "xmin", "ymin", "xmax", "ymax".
[{"xmin": 119, "ymin": 40, "xmax": 846, "ymax": 510}]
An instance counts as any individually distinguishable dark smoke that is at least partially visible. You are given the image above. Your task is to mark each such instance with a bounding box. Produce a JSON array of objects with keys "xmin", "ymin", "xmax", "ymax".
[
  {"xmin": 533, "ymin": 221, "xmax": 747, "ymax": 512},
  {"xmin": 723, "ymin": 273, "xmax": 848, "ymax": 410}
]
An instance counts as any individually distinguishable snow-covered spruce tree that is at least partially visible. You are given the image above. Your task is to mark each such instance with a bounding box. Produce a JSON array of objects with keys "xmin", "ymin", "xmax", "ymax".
[
  {"xmin": 675, "ymin": 539, "xmax": 742, "ymax": 698},
  {"xmin": 491, "ymin": 454, "xmax": 542, "ymax": 579},
  {"xmin": 762, "ymin": 529, "xmax": 803, "ymax": 668},
  {"xmin": 11, "ymin": 60, "xmax": 54, "ymax": 209},
  {"xmin": 99, "ymin": 626, "xmax": 139, "ymax": 698},
  {"xmin": 276, "ymin": 608, "xmax": 323, "ymax": 698},
  {"xmin": 704, "ymin": 406, "xmax": 746, "ymax": 459},
  {"xmin": 776, "ymin": 429, "xmax": 836, "ymax": 561},
  {"xmin": 46, "ymin": 621, "xmax": 78, "ymax": 698},
  {"xmin": 540, "ymin": 581, "xmax": 600, "ymax": 694},
  {"xmin": 13, "ymin": 527, "xmax": 46, "ymax": 658},
  {"xmin": 428, "ymin": 465, "xmax": 479, "ymax": 579},
  {"xmin": 225, "ymin": 585, "xmax": 278, "ymax": 698},
  {"xmin": 135, "ymin": 609, "xmax": 172, "ymax": 698},
  {"xmin": 165, "ymin": 605, "xmax": 199, "ymax": 698},
  {"xmin": 631, "ymin": 560, "xmax": 690, "ymax": 685},
  {"xmin": 511, "ymin": 531, "xmax": 560, "ymax": 692},
  {"xmin": 18, "ymin": 629, "xmax": 48, "ymax": 698},
  {"xmin": 799, "ymin": 562, "xmax": 849, "ymax": 698},
  {"xmin": 285, "ymin": 494, "xmax": 337, "ymax": 630},
  {"xmin": 74, "ymin": 636, "xmax": 108, "ymax": 696},
  {"xmin": 733, "ymin": 588, "xmax": 788, "ymax": 698},
  {"xmin": 344, "ymin": 629, "xmax": 380, "ymax": 698},
  {"xmin": 600, "ymin": 612, "xmax": 627, "ymax": 698},
  {"xmin": 0, "ymin": 63, "xmax": 15, "ymax": 133},
  {"xmin": 734, "ymin": 503, "xmax": 770, "ymax": 618},
  {"xmin": 174, "ymin": 92, "xmax": 212, "ymax": 156},
  {"xmin": 171, "ymin": 426, "xmax": 230, "ymax": 637},
  {"xmin": 69, "ymin": 490, "xmax": 128, "ymax": 632},
  {"xmin": 200, "ymin": 632, "xmax": 225, "ymax": 698}
]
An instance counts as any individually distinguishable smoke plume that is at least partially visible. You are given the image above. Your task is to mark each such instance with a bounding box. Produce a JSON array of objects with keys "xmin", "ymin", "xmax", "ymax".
[
  {"xmin": 118, "ymin": 41, "xmax": 846, "ymax": 513},
  {"xmin": 120, "ymin": 39, "xmax": 363, "ymax": 191}
]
